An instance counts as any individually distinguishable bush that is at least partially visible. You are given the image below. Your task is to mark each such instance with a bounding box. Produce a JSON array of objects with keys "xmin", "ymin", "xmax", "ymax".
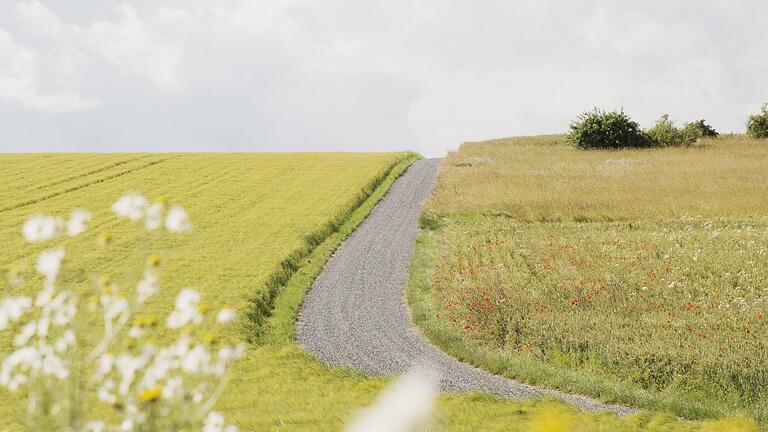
[
  {"xmin": 646, "ymin": 114, "xmax": 690, "ymax": 147},
  {"xmin": 747, "ymin": 103, "xmax": 768, "ymax": 139},
  {"xmin": 682, "ymin": 119, "xmax": 719, "ymax": 141},
  {"xmin": 567, "ymin": 109, "xmax": 651, "ymax": 149}
]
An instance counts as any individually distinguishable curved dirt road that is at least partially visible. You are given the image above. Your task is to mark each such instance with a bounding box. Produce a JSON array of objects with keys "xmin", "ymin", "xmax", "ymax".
[{"xmin": 297, "ymin": 158, "xmax": 633, "ymax": 414}]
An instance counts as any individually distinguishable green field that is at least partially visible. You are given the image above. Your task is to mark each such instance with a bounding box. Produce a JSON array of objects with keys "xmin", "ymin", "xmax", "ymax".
[
  {"xmin": 411, "ymin": 135, "xmax": 768, "ymax": 423},
  {"xmin": 0, "ymin": 152, "xmax": 756, "ymax": 431}
]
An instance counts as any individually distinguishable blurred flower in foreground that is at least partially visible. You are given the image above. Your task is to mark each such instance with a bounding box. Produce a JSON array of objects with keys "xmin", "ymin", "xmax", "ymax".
[
  {"xmin": 165, "ymin": 205, "xmax": 192, "ymax": 233},
  {"xmin": 67, "ymin": 209, "xmax": 92, "ymax": 236},
  {"xmin": 23, "ymin": 214, "xmax": 64, "ymax": 242},
  {"xmin": 2, "ymin": 193, "xmax": 239, "ymax": 431},
  {"xmin": 347, "ymin": 367, "xmax": 438, "ymax": 432}
]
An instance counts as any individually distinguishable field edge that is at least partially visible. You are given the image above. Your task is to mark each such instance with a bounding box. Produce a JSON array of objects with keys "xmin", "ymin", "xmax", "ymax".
[{"xmin": 250, "ymin": 153, "xmax": 421, "ymax": 345}]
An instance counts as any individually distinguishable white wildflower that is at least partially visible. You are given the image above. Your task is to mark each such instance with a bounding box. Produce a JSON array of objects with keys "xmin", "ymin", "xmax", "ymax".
[
  {"xmin": 95, "ymin": 354, "xmax": 114, "ymax": 380},
  {"xmin": 84, "ymin": 421, "xmax": 106, "ymax": 432},
  {"xmin": 98, "ymin": 380, "xmax": 117, "ymax": 404},
  {"xmin": 165, "ymin": 205, "xmax": 191, "ymax": 233},
  {"xmin": 128, "ymin": 326, "xmax": 145, "ymax": 339},
  {"xmin": 40, "ymin": 347, "xmax": 69, "ymax": 380},
  {"xmin": 136, "ymin": 271, "xmax": 160, "ymax": 303},
  {"xmin": 216, "ymin": 308, "xmax": 237, "ymax": 323},
  {"xmin": 144, "ymin": 203, "xmax": 163, "ymax": 230},
  {"xmin": 112, "ymin": 193, "xmax": 148, "ymax": 222},
  {"xmin": 67, "ymin": 209, "xmax": 92, "ymax": 236},
  {"xmin": 166, "ymin": 288, "xmax": 203, "ymax": 329},
  {"xmin": 162, "ymin": 376, "xmax": 182, "ymax": 399},
  {"xmin": 0, "ymin": 346, "xmax": 41, "ymax": 392},
  {"xmin": 346, "ymin": 368, "xmax": 438, "ymax": 432},
  {"xmin": 54, "ymin": 330, "xmax": 76, "ymax": 353},
  {"xmin": 181, "ymin": 344, "xmax": 211, "ymax": 374},
  {"xmin": 22, "ymin": 214, "xmax": 63, "ymax": 242},
  {"xmin": 0, "ymin": 296, "xmax": 32, "ymax": 330},
  {"xmin": 218, "ymin": 344, "xmax": 245, "ymax": 363},
  {"xmin": 36, "ymin": 247, "xmax": 65, "ymax": 285},
  {"xmin": 203, "ymin": 411, "xmax": 237, "ymax": 432},
  {"xmin": 13, "ymin": 321, "xmax": 37, "ymax": 346},
  {"xmin": 120, "ymin": 419, "xmax": 134, "ymax": 432}
]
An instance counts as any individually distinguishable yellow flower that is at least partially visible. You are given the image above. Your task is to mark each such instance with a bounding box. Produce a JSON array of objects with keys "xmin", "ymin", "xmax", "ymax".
[
  {"xmin": 202, "ymin": 333, "xmax": 219, "ymax": 346},
  {"xmin": 7, "ymin": 264, "xmax": 25, "ymax": 286},
  {"xmin": 197, "ymin": 304, "xmax": 210, "ymax": 315},
  {"xmin": 97, "ymin": 231, "xmax": 113, "ymax": 248},
  {"xmin": 153, "ymin": 196, "xmax": 169, "ymax": 206},
  {"xmin": 134, "ymin": 315, "xmax": 158, "ymax": 328},
  {"xmin": 146, "ymin": 254, "xmax": 161, "ymax": 269},
  {"xmin": 138, "ymin": 386, "xmax": 163, "ymax": 402}
]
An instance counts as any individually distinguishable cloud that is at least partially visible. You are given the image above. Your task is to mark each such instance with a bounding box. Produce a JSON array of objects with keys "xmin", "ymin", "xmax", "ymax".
[
  {"xmin": 0, "ymin": 1, "xmax": 767, "ymax": 154},
  {"xmin": 0, "ymin": 28, "xmax": 96, "ymax": 112},
  {"xmin": 17, "ymin": 1, "xmax": 185, "ymax": 92}
]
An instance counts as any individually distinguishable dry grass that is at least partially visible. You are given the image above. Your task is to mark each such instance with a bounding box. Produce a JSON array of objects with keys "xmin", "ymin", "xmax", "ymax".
[
  {"xmin": 425, "ymin": 135, "xmax": 768, "ymax": 222},
  {"xmin": 411, "ymin": 134, "xmax": 768, "ymax": 422}
]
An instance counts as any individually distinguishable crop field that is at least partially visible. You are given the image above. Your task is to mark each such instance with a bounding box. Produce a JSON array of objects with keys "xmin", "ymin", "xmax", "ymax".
[
  {"xmin": 0, "ymin": 151, "xmax": 754, "ymax": 431},
  {"xmin": 0, "ymin": 152, "xmax": 417, "ymax": 429},
  {"xmin": 411, "ymin": 135, "xmax": 768, "ymax": 422}
]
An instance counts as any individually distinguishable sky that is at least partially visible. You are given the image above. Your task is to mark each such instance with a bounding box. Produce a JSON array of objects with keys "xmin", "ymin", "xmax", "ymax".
[{"xmin": 0, "ymin": 1, "xmax": 766, "ymax": 157}]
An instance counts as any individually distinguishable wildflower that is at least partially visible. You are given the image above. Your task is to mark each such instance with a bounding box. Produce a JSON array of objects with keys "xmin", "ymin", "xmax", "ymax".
[
  {"xmin": 36, "ymin": 247, "xmax": 65, "ymax": 285},
  {"xmin": 97, "ymin": 380, "xmax": 117, "ymax": 404},
  {"xmin": 167, "ymin": 288, "xmax": 203, "ymax": 329},
  {"xmin": 97, "ymin": 231, "xmax": 113, "ymax": 248},
  {"xmin": 54, "ymin": 329, "xmax": 76, "ymax": 353},
  {"xmin": 138, "ymin": 386, "xmax": 163, "ymax": 402},
  {"xmin": 165, "ymin": 205, "xmax": 191, "ymax": 232},
  {"xmin": 144, "ymin": 203, "xmax": 164, "ymax": 230},
  {"xmin": 0, "ymin": 297, "xmax": 32, "ymax": 330},
  {"xmin": 146, "ymin": 254, "xmax": 161, "ymax": 269},
  {"xmin": 13, "ymin": 322, "xmax": 36, "ymax": 347},
  {"xmin": 136, "ymin": 271, "xmax": 160, "ymax": 303},
  {"xmin": 0, "ymin": 346, "xmax": 41, "ymax": 392},
  {"xmin": 181, "ymin": 344, "xmax": 211, "ymax": 374},
  {"xmin": 22, "ymin": 214, "xmax": 63, "ymax": 242},
  {"xmin": 67, "ymin": 209, "xmax": 92, "ymax": 236},
  {"xmin": 7, "ymin": 264, "xmax": 25, "ymax": 286},
  {"xmin": 346, "ymin": 368, "xmax": 437, "ymax": 432},
  {"xmin": 84, "ymin": 421, "xmax": 106, "ymax": 432},
  {"xmin": 218, "ymin": 344, "xmax": 245, "ymax": 363},
  {"xmin": 203, "ymin": 411, "xmax": 238, "ymax": 432},
  {"xmin": 112, "ymin": 193, "xmax": 148, "ymax": 221},
  {"xmin": 217, "ymin": 308, "xmax": 237, "ymax": 323}
]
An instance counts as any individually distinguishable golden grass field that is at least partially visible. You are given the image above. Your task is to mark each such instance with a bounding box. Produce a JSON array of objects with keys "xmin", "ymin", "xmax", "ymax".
[
  {"xmin": 424, "ymin": 135, "xmax": 768, "ymax": 222},
  {"xmin": 1, "ymin": 151, "xmax": 760, "ymax": 431},
  {"xmin": 411, "ymin": 135, "xmax": 768, "ymax": 423}
]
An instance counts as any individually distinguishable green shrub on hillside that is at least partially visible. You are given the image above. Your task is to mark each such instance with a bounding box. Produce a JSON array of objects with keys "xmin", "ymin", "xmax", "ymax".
[
  {"xmin": 747, "ymin": 103, "xmax": 768, "ymax": 139},
  {"xmin": 646, "ymin": 114, "xmax": 691, "ymax": 147},
  {"xmin": 567, "ymin": 109, "xmax": 651, "ymax": 149},
  {"xmin": 682, "ymin": 119, "xmax": 719, "ymax": 141}
]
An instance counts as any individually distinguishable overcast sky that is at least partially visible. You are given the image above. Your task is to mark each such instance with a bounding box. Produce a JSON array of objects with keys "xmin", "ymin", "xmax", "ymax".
[{"xmin": 0, "ymin": 1, "xmax": 766, "ymax": 156}]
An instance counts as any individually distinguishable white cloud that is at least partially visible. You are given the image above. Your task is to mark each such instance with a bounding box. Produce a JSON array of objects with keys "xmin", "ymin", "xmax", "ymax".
[
  {"xmin": 17, "ymin": 0, "xmax": 185, "ymax": 92},
  {"xmin": 0, "ymin": 1, "xmax": 766, "ymax": 154},
  {"xmin": 0, "ymin": 28, "xmax": 95, "ymax": 112}
]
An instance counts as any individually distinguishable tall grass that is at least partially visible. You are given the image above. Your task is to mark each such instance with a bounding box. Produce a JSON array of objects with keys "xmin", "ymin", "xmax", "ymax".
[
  {"xmin": 413, "ymin": 134, "xmax": 768, "ymax": 422},
  {"xmin": 424, "ymin": 135, "xmax": 768, "ymax": 222}
]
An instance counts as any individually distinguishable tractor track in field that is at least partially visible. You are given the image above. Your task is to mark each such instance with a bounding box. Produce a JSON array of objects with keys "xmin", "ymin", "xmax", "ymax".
[
  {"xmin": 296, "ymin": 158, "xmax": 635, "ymax": 415},
  {"xmin": 0, "ymin": 156, "xmax": 174, "ymax": 214}
]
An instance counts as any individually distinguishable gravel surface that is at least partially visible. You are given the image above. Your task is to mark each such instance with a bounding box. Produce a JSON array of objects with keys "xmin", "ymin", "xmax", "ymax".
[{"xmin": 297, "ymin": 158, "xmax": 635, "ymax": 415}]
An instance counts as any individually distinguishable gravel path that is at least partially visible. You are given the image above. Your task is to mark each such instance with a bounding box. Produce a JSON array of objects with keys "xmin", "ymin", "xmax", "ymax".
[{"xmin": 297, "ymin": 158, "xmax": 635, "ymax": 415}]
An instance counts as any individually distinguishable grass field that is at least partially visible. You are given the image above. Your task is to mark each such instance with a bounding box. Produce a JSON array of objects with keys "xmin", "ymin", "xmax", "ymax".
[
  {"xmin": 0, "ymin": 152, "xmax": 755, "ymax": 431},
  {"xmin": 411, "ymin": 135, "xmax": 768, "ymax": 423}
]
